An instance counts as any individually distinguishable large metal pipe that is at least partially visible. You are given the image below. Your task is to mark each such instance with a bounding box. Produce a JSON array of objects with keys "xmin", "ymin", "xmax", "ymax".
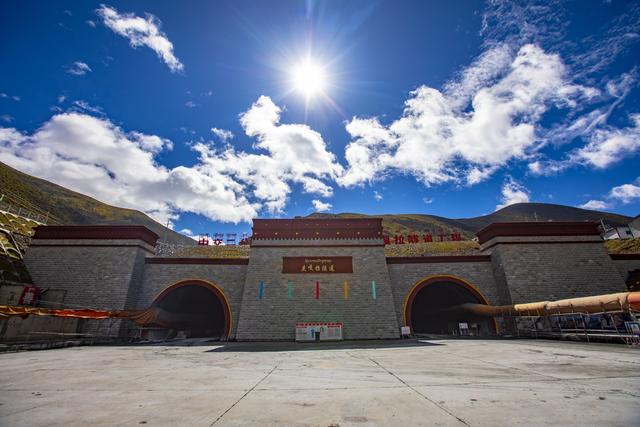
[{"xmin": 437, "ymin": 291, "xmax": 640, "ymax": 317}]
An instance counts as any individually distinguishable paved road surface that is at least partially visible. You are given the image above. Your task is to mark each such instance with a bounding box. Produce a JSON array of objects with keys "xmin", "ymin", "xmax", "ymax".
[{"xmin": 1, "ymin": 339, "xmax": 638, "ymax": 426}]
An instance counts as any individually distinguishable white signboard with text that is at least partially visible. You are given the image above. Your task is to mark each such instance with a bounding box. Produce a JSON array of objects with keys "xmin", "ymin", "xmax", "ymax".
[{"xmin": 295, "ymin": 322, "xmax": 343, "ymax": 342}]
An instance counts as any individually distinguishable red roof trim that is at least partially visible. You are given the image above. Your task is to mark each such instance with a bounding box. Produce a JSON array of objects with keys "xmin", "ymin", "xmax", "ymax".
[
  {"xmin": 476, "ymin": 221, "xmax": 600, "ymax": 245},
  {"xmin": 33, "ymin": 225, "xmax": 159, "ymax": 246}
]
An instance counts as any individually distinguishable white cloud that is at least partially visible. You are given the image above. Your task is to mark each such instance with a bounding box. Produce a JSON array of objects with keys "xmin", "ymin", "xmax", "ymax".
[
  {"xmin": 0, "ymin": 95, "xmax": 345, "ymax": 224},
  {"xmin": 184, "ymin": 101, "xmax": 197, "ymax": 108},
  {"xmin": 339, "ymin": 44, "xmax": 593, "ymax": 188},
  {"xmin": 571, "ymin": 114, "xmax": 640, "ymax": 168},
  {"xmin": 579, "ymin": 200, "xmax": 609, "ymax": 211},
  {"xmin": 212, "ymin": 95, "xmax": 342, "ymax": 213},
  {"xmin": 97, "ymin": 5, "xmax": 184, "ymax": 73},
  {"xmin": 530, "ymin": 113, "xmax": 640, "ymax": 174},
  {"xmin": 609, "ymin": 179, "xmax": 640, "ymax": 204},
  {"xmin": 0, "ymin": 115, "xmax": 13, "ymax": 123},
  {"xmin": 373, "ymin": 190, "xmax": 382, "ymax": 201},
  {"xmin": 496, "ymin": 178, "xmax": 530, "ymax": 210},
  {"xmin": 312, "ymin": 199, "xmax": 332, "ymax": 212},
  {"xmin": 0, "ymin": 112, "xmax": 257, "ymax": 224},
  {"xmin": 179, "ymin": 228, "xmax": 200, "ymax": 241},
  {"xmin": 422, "ymin": 197, "xmax": 433, "ymax": 204},
  {"xmin": 211, "ymin": 127, "xmax": 234, "ymax": 143},
  {"xmin": 70, "ymin": 100, "xmax": 104, "ymax": 115},
  {"xmin": 67, "ymin": 61, "xmax": 92, "ymax": 76},
  {"xmin": 0, "ymin": 93, "xmax": 20, "ymax": 101}
]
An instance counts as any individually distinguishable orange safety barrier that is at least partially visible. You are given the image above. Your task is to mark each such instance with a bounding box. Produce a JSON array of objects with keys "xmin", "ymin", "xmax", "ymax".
[{"xmin": 0, "ymin": 305, "xmax": 192, "ymax": 328}]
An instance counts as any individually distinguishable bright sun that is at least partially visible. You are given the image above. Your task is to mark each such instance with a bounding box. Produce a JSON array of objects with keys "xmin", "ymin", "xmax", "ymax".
[{"xmin": 292, "ymin": 60, "xmax": 326, "ymax": 98}]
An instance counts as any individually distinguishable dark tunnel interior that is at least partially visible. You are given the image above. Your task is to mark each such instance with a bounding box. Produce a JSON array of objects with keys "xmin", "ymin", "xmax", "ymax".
[
  {"xmin": 155, "ymin": 285, "xmax": 226, "ymax": 338},
  {"xmin": 410, "ymin": 281, "xmax": 494, "ymax": 335}
]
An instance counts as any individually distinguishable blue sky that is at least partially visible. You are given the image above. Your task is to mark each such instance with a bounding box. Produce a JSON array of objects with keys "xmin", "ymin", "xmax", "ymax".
[{"xmin": 1, "ymin": 0, "xmax": 639, "ymax": 239}]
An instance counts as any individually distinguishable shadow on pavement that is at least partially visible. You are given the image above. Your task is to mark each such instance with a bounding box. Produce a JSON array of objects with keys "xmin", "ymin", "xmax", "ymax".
[{"xmin": 204, "ymin": 339, "xmax": 445, "ymax": 352}]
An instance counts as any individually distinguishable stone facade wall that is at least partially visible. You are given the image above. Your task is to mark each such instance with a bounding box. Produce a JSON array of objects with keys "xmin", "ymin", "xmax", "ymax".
[
  {"xmin": 24, "ymin": 241, "xmax": 152, "ymax": 310},
  {"xmin": 23, "ymin": 239, "xmax": 153, "ymax": 336},
  {"xmin": 136, "ymin": 263, "xmax": 248, "ymax": 339},
  {"xmin": 20, "ymin": 224, "xmax": 634, "ymax": 342},
  {"xmin": 387, "ymin": 261, "xmax": 499, "ymax": 328},
  {"xmin": 235, "ymin": 244, "xmax": 399, "ymax": 340},
  {"xmin": 490, "ymin": 241, "xmax": 626, "ymax": 303}
]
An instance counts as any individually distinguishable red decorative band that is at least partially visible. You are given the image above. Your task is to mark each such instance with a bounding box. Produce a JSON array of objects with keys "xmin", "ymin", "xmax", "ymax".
[
  {"xmin": 33, "ymin": 225, "xmax": 159, "ymax": 246},
  {"xmin": 476, "ymin": 221, "xmax": 600, "ymax": 245}
]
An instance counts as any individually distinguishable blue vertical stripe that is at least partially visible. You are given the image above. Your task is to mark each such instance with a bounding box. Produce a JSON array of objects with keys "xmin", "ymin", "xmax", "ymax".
[{"xmin": 259, "ymin": 281, "xmax": 264, "ymax": 300}]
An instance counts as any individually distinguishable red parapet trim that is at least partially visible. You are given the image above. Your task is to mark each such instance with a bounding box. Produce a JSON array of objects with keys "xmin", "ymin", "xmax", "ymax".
[
  {"xmin": 386, "ymin": 255, "xmax": 490, "ymax": 264},
  {"xmin": 33, "ymin": 225, "xmax": 159, "ymax": 246},
  {"xmin": 146, "ymin": 257, "xmax": 249, "ymax": 265},
  {"xmin": 610, "ymin": 253, "xmax": 640, "ymax": 260},
  {"xmin": 476, "ymin": 221, "xmax": 600, "ymax": 245},
  {"xmin": 28, "ymin": 243, "xmax": 155, "ymax": 254},
  {"xmin": 252, "ymin": 243, "xmax": 384, "ymax": 248},
  {"xmin": 252, "ymin": 217, "xmax": 383, "ymax": 240},
  {"xmin": 481, "ymin": 239, "xmax": 603, "ymax": 251}
]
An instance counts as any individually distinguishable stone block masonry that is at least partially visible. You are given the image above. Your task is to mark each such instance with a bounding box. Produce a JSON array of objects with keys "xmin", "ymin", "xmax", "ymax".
[
  {"xmin": 137, "ymin": 260, "xmax": 248, "ymax": 339},
  {"xmin": 17, "ymin": 220, "xmax": 633, "ymax": 341},
  {"xmin": 235, "ymin": 243, "xmax": 400, "ymax": 340},
  {"xmin": 478, "ymin": 222, "xmax": 627, "ymax": 304}
]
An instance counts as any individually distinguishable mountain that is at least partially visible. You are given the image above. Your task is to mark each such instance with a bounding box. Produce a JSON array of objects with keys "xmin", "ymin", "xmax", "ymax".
[
  {"xmin": 309, "ymin": 203, "xmax": 633, "ymax": 238},
  {"xmin": 0, "ymin": 162, "xmax": 195, "ymax": 245},
  {"xmin": 1, "ymin": 160, "xmax": 633, "ymax": 247}
]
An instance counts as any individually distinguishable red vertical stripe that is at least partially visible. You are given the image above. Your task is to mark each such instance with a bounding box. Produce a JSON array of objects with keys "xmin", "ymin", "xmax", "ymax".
[{"xmin": 316, "ymin": 281, "xmax": 320, "ymax": 300}]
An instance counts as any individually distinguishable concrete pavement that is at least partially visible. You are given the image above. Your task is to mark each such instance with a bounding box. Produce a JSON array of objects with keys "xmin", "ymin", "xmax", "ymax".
[{"xmin": 0, "ymin": 339, "xmax": 638, "ymax": 426}]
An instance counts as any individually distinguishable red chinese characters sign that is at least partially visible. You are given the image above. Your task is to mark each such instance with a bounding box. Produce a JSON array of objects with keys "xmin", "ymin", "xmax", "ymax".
[{"xmin": 283, "ymin": 257, "xmax": 353, "ymax": 274}]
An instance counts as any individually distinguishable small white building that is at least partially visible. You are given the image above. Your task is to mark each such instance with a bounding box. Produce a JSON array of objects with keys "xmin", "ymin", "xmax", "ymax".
[
  {"xmin": 603, "ymin": 225, "xmax": 635, "ymax": 240},
  {"xmin": 630, "ymin": 216, "xmax": 640, "ymax": 238}
]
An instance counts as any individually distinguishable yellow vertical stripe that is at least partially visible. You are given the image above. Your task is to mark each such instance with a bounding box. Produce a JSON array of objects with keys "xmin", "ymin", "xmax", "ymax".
[{"xmin": 343, "ymin": 281, "xmax": 349, "ymax": 300}]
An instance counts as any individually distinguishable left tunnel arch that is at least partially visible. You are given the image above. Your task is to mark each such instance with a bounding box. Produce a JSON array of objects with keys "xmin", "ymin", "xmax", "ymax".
[{"xmin": 151, "ymin": 280, "xmax": 232, "ymax": 339}]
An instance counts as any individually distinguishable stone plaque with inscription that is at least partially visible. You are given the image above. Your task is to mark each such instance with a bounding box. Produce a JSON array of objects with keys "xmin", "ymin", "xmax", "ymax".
[{"xmin": 282, "ymin": 257, "xmax": 353, "ymax": 274}]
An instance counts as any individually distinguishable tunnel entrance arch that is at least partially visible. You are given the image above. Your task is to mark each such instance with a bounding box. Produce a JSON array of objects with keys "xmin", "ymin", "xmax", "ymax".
[
  {"xmin": 404, "ymin": 275, "xmax": 497, "ymax": 336},
  {"xmin": 151, "ymin": 280, "xmax": 232, "ymax": 339}
]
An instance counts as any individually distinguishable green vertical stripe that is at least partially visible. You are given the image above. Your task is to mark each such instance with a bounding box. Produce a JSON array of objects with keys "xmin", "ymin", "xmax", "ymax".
[
  {"xmin": 287, "ymin": 281, "xmax": 292, "ymax": 299},
  {"xmin": 372, "ymin": 281, "xmax": 377, "ymax": 300}
]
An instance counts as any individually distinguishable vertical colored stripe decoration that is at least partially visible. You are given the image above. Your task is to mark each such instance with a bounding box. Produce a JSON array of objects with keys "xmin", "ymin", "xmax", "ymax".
[
  {"xmin": 371, "ymin": 281, "xmax": 377, "ymax": 300},
  {"xmin": 259, "ymin": 281, "xmax": 264, "ymax": 300},
  {"xmin": 287, "ymin": 281, "xmax": 292, "ymax": 300},
  {"xmin": 315, "ymin": 281, "xmax": 320, "ymax": 300},
  {"xmin": 343, "ymin": 281, "xmax": 349, "ymax": 300}
]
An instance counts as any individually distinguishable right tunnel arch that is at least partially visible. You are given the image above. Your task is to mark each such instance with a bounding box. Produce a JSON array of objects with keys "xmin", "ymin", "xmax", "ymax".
[{"xmin": 404, "ymin": 275, "xmax": 498, "ymax": 335}]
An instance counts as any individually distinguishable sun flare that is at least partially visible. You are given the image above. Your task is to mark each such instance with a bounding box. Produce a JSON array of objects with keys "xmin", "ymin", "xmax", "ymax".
[{"xmin": 292, "ymin": 60, "xmax": 326, "ymax": 98}]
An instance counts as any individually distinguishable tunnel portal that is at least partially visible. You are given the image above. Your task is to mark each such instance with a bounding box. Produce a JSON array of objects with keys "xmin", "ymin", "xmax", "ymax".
[
  {"xmin": 409, "ymin": 280, "xmax": 496, "ymax": 336},
  {"xmin": 154, "ymin": 283, "xmax": 228, "ymax": 338}
]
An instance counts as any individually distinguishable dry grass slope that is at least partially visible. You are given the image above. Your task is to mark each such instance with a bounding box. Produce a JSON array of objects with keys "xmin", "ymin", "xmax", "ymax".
[{"xmin": 605, "ymin": 238, "xmax": 640, "ymax": 254}]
